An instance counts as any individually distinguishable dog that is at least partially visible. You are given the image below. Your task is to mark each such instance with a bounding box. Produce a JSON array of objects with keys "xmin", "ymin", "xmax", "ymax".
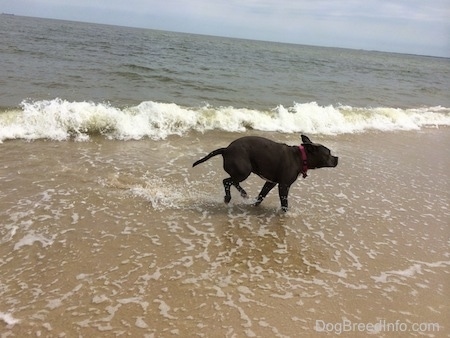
[{"xmin": 192, "ymin": 135, "xmax": 338, "ymax": 211}]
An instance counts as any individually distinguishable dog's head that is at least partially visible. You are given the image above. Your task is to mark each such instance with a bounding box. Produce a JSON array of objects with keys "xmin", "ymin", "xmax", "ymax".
[{"xmin": 301, "ymin": 135, "xmax": 338, "ymax": 169}]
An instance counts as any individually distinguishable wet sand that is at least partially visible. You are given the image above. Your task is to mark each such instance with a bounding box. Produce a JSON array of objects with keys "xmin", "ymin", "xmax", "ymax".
[{"xmin": 1, "ymin": 129, "xmax": 449, "ymax": 337}]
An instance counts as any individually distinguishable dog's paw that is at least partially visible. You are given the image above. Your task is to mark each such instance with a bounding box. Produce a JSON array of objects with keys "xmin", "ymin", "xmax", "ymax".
[{"xmin": 239, "ymin": 191, "xmax": 249, "ymax": 199}]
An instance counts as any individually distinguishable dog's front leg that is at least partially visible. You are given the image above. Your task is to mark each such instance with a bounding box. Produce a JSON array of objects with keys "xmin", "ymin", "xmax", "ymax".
[
  {"xmin": 278, "ymin": 184, "xmax": 290, "ymax": 212},
  {"xmin": 254, "ymin": 181, "xmax": 277, "ymax": 207}
]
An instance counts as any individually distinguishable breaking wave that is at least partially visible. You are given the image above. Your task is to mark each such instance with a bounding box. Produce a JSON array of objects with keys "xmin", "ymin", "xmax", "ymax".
[{"xmin": 0, "ymin": 99, "xmax": 449, "ymax": 142}]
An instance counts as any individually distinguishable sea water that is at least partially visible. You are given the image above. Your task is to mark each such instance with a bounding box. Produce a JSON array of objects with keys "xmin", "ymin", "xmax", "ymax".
[{"xmin": 1, "ymin": 15, "xmax": 449, "ymax": 142}]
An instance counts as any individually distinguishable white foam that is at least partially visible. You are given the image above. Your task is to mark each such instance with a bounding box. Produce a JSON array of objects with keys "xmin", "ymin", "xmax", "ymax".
[
  {"xmin": 372, "ymin": 263, "xmax": 423, "ymax": 283},
  {"xmin": 92, "ymin": 294, "xmax": 110, "ymax": 304},
  {"xmin": 129, "ymin": 179, "xmax": 185, "ymax": 210},
  {"xmin": 237, "ymin": 286, "xmax": 255, "ymax": 296},
  {"xmin": 135, "ymin": 317, "xmax": 149, "ymax": 329},
  {"xmin": 153, "ymin": 299, "xmax": 177, "ymax": 319},
  {"xmin": 14, "ymin": 233, "xmax": 55, "ymax": 250},
  {"xmin": 0, "ymin": 312, "xmax": 20, "ymax": 326},
  {"xmin": 142, "ymin": 268, "xmax": 162, "ymax": 281},
  {"xmin": 410, "ymin": 260, "xmax": 450, "ymax": 268},
  {"xmin": 270, "ymin": 292, "xmax": 294, "ymax": 299},
  {"xmin": 344, "ymin": 245, "xmax": 363, "ymax": 270},
  {"xmin": 1, "ymin": 99, "xmax": 449, "ymax": 142}
]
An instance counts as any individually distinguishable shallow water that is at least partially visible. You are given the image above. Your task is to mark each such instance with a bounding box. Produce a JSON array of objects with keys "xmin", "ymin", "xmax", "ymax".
[{"xmin": 1, "ymin": 129, "xmax": 448, "ymax": 336}]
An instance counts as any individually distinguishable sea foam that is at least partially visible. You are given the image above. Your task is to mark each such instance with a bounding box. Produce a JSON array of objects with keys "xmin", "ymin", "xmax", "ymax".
[
  {"xmin": 0, "ymin": 99, "xmax": 449, "ymax": 142},
  {"xmin": 0, "ymin": 312, "xmax": 20, "ymax": 326}
]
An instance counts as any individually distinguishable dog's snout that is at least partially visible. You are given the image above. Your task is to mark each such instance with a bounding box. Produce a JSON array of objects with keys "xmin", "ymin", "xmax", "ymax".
[{"xmin": 332, "ymin": 156, "xmax": 338, "ymax": 167}]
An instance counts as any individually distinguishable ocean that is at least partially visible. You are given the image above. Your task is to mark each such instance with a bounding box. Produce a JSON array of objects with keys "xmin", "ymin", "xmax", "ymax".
[{"xmin": 1, "ymin": 15, "xmax": 449, "ymax": 337}]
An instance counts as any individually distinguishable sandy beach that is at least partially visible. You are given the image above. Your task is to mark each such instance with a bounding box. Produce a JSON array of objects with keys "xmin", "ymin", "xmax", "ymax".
[{"xmin": 1, "ymin": 128, "xmax": 448, "ymax": 336}]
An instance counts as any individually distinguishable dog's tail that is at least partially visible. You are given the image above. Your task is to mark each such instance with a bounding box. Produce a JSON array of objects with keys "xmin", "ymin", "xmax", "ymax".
[{"xmin": 192, "ymin": 148, "xmax": 226, "ymax": 167}]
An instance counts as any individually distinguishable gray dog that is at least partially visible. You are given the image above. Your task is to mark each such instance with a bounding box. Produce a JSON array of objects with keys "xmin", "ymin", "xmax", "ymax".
[{"xmin": 193, "ymin": 135, "xmax": 338, "ymax": 211}]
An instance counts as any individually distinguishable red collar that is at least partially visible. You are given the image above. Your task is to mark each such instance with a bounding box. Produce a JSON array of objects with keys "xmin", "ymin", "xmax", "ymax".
[{"xmin": 299, "ymin": 145, "xmax": 308, "ymax": 178}]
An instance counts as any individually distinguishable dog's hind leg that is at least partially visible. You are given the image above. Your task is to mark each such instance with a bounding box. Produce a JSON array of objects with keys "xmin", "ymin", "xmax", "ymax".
[
  {"xmin": 223, "ymin": 178, "xmax": 233, "ymax": 203},
  {"xmin": 234, "ymin": 183, "xmax": 248, "ymax": 199},
  {"xmin": 254, "ymin": 181, "xmax": 277, "ymax": 207},
  {"xmin": 223, "ymin": 178, "xmax": 248, "ymax": 203}
]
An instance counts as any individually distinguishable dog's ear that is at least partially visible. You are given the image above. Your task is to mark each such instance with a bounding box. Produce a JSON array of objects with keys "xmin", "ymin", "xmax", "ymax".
[
  {"xmin": 301, "ymin": 135, "xmax": 312, "ymax": 144},
  {"xmin": 303, "ymin": 142, "xmax": 316, "ymax": 153}
]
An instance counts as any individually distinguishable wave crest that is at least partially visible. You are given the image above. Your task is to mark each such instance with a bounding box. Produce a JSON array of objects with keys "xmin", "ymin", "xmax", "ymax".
[{"xmin": 0, "ymin": 99, "xmax": 449, "ymax": 142}]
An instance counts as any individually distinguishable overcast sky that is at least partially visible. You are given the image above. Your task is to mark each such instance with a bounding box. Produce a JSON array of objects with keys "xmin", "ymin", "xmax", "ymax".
[{"xmin": 2, "ymin": 0, "xmax": 449, "ymax": 57}]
